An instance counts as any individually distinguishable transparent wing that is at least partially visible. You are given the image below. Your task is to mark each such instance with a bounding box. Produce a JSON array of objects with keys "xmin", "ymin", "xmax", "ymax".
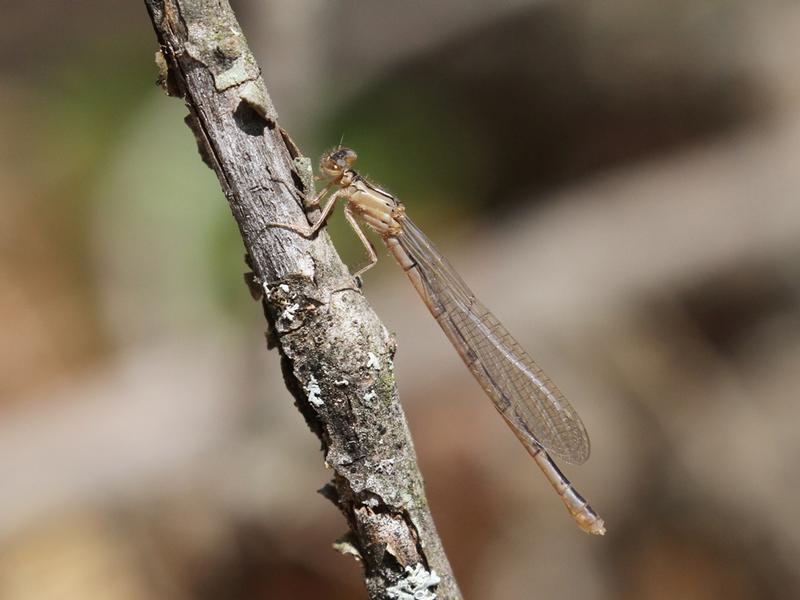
[{"xmin": 398, "ymin": 216, "xmax": 590, "ymax": 465}]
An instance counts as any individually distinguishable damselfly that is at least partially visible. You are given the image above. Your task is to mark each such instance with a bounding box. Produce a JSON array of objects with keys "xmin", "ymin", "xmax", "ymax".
[{"xmin": 269, "ymin": 147, "xmax": 605, "ymax": 535}]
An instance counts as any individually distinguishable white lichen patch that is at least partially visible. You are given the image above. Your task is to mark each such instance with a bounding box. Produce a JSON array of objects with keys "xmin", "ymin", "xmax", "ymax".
[
  {"xmin": 386, "ymin": 564, "xmax": 441, "ymax": 600},
  {"xmin": 306, "ymin": 375, "xmax": 323, "ymax": 407},
  {"xmin": 297, "ymin": 254, "xmax": 315, "ymax": 280},
  {"xmin": 281, "ymin": 302, "xmax": 300, "ymax": 322},
  {"xmin": 184, "ymin": 20, "xmax": 258, "ymax": 92},
  {"xmin": 374, "ymin": 458, "xmax": 396, "ymax": 473},
  {"xmin": 214, "ymin": 58, "xmax": 250, "ymax": 90},
  {"xmin": 367, "ymin": 352, "xmax": 381, "ymax": 370},
  {"xmin": 279, "ymin": 283, "xmax": 290, "ymax": 294},
  {"xmin": 293, "ymin": 156, "xmax": 315, "ymax": 201},
  {"xmin": 332, "ymin": 537, "xmax": 362, "ymax": 561},
  {"xmin": 237, "ymin": 80, "xmax": 278, "ymax": 122},
  {"xmin": 363, "ymin": 390, "xmax": 377, "ymax": 403},
  {"xmin": 334, "ymin": 379, "xmax": 350, "ymax": 387}
]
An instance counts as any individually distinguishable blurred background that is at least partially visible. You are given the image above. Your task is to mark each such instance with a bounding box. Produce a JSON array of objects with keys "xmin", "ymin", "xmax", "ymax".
[{"xmin": 2, "ymin": 0, "xmax": 800, "ymax": 598}]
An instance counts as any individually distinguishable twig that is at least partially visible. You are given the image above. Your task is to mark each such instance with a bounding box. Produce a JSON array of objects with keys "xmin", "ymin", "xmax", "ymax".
[{"xmin": 143, "ymin": 1, "xmax": 461, "ymax": 597}]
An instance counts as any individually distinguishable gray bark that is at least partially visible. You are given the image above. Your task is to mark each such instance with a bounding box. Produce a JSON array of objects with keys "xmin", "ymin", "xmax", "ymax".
[{"xmin": 143, "ymin": 1, "xmax": 461, "ymax": 598}]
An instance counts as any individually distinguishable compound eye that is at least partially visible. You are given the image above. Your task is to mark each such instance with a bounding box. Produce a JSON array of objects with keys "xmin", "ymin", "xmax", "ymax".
[
  {"xmin": 320, "ymin": 147, "xmax": 357, "ymax": 177},
  {"xmin": 329, "ymin": 147, "xmax": 357, "ymax": 168},
  {"xmin": 342, "ymin": 148, "xmax": 358, "ymax": 166}
]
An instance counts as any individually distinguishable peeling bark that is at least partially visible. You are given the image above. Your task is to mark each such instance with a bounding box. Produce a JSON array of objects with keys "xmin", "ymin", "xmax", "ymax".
[{"xmin": 143, "ymin": 1, "xmax": 461, "ymax": 597}]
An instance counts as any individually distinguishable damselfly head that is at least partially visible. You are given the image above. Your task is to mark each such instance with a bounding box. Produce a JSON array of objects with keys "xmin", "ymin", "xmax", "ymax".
[{"xmin": 320, "ymin": 147, "xmax": 357, "ymax": 179}]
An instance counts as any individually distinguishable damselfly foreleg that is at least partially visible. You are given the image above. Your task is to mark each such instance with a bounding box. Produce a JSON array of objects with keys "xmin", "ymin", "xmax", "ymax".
[{"xmin": 263, "ymin": 182, "xmax": 342, "ymax": 238}]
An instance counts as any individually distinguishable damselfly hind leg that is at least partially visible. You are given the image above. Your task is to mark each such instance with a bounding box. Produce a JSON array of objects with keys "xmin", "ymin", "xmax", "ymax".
[{"xmin": 345, "ymin": 205, "xmax": 379, "ymax": 279}]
